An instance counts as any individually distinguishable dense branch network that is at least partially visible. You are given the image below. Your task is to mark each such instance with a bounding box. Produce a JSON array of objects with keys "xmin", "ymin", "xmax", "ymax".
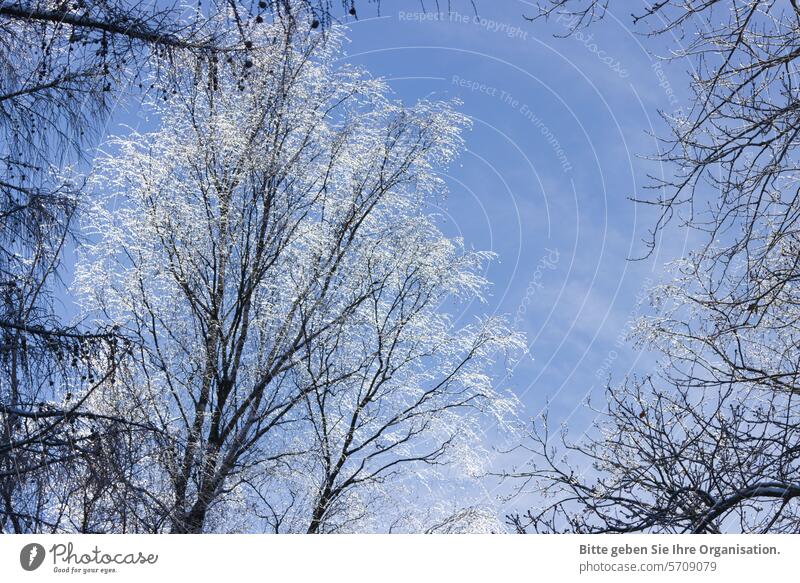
[{"xmin": 506, "ymin": 0, "xmax": 800, "ymax": 534}]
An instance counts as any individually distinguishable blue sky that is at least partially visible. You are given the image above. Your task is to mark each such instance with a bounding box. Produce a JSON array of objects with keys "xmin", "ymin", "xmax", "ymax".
[
  {"xmin": 293, "ymin": 1, "xmax": 716, "ymax": 515},
  {"xmin": 336, "ymin": 1, "xmax": 697, "ymax": 440},
  {"xmin": 68, "ymin": 0, "xmax": 705, "ymax": 521}
]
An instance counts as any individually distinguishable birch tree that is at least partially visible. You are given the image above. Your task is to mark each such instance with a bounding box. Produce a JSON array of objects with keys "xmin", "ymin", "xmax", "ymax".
[{"xmin": 75, "ymin": 23, "xmax": 520, "ymax": 533}]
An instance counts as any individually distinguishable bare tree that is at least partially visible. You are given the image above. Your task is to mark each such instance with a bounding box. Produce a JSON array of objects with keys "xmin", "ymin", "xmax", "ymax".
[
  {"xmin": 1, "ymin": 0, "xmax": 492, "ymax": 535},
  {"xmin": 0, "ymin": 0, "xmax": 402, "ymax": 535},
  {"xmin": 506, "ymin": 0, "xmax": 800, "ymax": 534},
  {"xmin": 530, "ymin": 0, "xmax": 800, "ymax": 255},
  {"xmin": 0, "ymin": 0, "xmax": 251, "ymax": 534},
  {"xmin": 507, "ymin": 377, "xmax": 800, "ymax": 533},
  {"xmin": 75, "ymin": 21, "xmax": 520, "ymax": 533}
]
